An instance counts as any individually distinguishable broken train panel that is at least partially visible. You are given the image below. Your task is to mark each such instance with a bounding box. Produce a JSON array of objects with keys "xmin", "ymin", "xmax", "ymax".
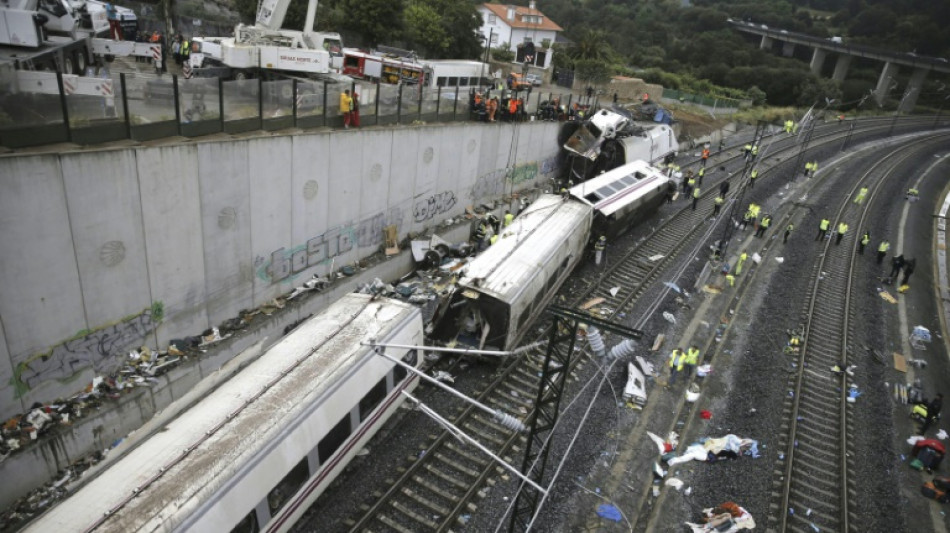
[
  {"xmin": 432, "ymin": 194, "xmax": 593, "ymax": 351},
  {"xmin": 24, "ymin": 293, "xmax": 423, "ymax": 533}
]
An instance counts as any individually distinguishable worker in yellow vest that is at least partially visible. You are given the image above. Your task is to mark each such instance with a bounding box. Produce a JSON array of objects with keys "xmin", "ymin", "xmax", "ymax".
[
  {"xmin": 876, "ymin": 240, "xmax": 890, "ymax": 264},
  {"xmin": 668, "ymin": 348, "xmax": 686, "ymax": 386},
  {"xmin": 858, "ymin": 231, "xmax": 870, "ymax": 254},
  {"xmin": 835, "ymin": 222, "xmax": 848, "ymax": 245},
  {"xmin": 685, "ymin": 345, "xmax": 700, "ymax": 375},
  {"xmin": 816, "ymin": 218, "xmax": 830, "ymax": 240}
]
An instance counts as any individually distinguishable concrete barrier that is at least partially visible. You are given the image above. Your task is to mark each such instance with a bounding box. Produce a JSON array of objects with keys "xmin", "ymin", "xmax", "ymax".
[{"xmin": 0, "ymin": 120, "xmax": 561, "ymax": 507}]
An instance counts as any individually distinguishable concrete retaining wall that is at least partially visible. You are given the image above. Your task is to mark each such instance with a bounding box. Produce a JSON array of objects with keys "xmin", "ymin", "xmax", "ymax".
[{"xmin": 0, "ymin": 120, "xmax": 560, "ymax": 438}]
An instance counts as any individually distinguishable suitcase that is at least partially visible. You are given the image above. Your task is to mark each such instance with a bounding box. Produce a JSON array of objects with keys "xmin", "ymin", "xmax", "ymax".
[
  {"xmin": 918, "ymin": 447, "xmax": 944, "ymax": 470},
  {"xmin": 921, "ymin": 481, "xmax": 950, "ymax": 503},
  {"xmin": 934, "ymin": 476, "xmax": 950, "ymax": 491}
]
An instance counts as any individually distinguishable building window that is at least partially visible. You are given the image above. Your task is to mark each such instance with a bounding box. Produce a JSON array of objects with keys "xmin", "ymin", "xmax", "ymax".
[
  {"xmin": 490, "ymin": 34, "xmax": 498, "ymax": 44},
  {"xmin": 523, "ymin": 36, "xmax": 533, "ymax": 43},
  {"xmin": 488, "ymin": 14, "xmax": 497, "ymax": 24}
]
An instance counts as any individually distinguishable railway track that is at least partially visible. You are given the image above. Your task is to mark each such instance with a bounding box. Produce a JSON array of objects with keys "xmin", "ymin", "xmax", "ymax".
[
  {"xmin": 773, "ymin": 134, "xmax": 950, "ymax": 533},
  {"xmin": 337, "ymin": 117, "xmax": 948, "ymax": 533}
]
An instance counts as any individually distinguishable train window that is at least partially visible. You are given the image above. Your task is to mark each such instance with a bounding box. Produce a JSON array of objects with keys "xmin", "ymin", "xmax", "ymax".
[
  {"xmin": 584, "ymin": 193, "xmax": 600, "ymax": 203},
  {"xmin": 517, "ymin": 308, "xmax": 532, "ymax": 331},
  {"xmin": 394, "ymin": 363, "xmax": 407, "ymax": 384},
  {"xmin": 267, "ymin": 458, "xmax": 309, "ymax": 516},
  {"xmin": 318, "ymin": 416, "xmax": 352, "ymax": 464},
  {"xmin": 597, "ymin": 186, "xmax": 615, "ymax": 197},
  {"xmin": 448, "ymin": 76, "xmax": 458, "ymax": 86},
  {"xmin": 230, "ymin": 510, "xmax": 259, "ymax": 533},
  {"xmin": 634, "ymin": 171, "xmax": 646, "ymax": 180},
  {"xmin": 360, "ymin": 377, "xmax": 387, "ymax": 422},
  {"xmin": 619, "ymin": 175, "xmax": 636, "ymax": 186},
  {"xmin": 437, "ymin": 76, "xmax": 447, "ymax": 87},
  {"xmin": 459, "ymin": 77, "xmax": 469, "ymax": 86},
  {"xmin": 402, "ymin": 349, "xmax": 418, "ymax": 366}
]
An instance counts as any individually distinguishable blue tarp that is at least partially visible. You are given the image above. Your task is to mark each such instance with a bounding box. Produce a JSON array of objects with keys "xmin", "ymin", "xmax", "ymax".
[{"xmin": 597, "ymin": 503, "xmax": 622, "ymax": 522}]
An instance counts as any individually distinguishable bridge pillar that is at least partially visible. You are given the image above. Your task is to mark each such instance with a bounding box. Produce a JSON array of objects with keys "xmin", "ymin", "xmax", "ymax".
[
  {"xmin": 810, "ymin": 48, "xmax": 827, "ymax": 75},
  {"xmin": 899, "ymin": 68, "xmax": 930, "ymax": 113},
  {"xmin": 874, "ymin": 62, "xmax": 900, "ymax": 107},
  {"xmin": 782, "ymin": 41, "xmax": 795, "ymax": 57},
  {"xmin": 832, "ymin": 55, "xmax": 851, "ymax": 82},
  {"xmin": 760, "ymin": 36, "xmax": 773, "ymax": 50}
]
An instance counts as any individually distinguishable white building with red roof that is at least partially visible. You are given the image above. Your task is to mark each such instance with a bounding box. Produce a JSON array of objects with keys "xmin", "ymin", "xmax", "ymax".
[{"xmin": 477, "ymin": 2, "xmax": 563, "ymax": 70}]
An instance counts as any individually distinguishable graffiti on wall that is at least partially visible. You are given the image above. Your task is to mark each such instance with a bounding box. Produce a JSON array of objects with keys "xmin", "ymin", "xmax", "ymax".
[
  {"xmin": 469, "ymin": 157, "xmax": 559, "ymax": 201},
  {"xmin": 257, "ymin": 206, "xmax": 405, "ymax": 284},
  {"xmin": 413, "ymin": 191, "xmax": 457, "ymax": 222},
  {"xmin": 12, "ymin": 306, "xmax": 161, "ymax": 396}
]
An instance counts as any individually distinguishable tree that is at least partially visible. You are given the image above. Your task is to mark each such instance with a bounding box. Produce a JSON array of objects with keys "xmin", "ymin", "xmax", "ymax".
[
  {"xmin": 339, "ymin": 0, "xmax": 404, "ymax": 47},
  {"xmin": 574, "ymin": 59, "xmax": 611, "ymax": 86},
  {"xmin": 404, "ymin": 2, "xmax": 449, "ymax": 56},
  {"xmin": 569, "ymin": 29, "xmax": 612, "ymax": 62}
]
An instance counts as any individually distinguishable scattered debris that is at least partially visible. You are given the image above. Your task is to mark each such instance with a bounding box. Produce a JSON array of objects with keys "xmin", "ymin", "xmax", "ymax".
[
  {"xmin": 686, "ymin": 384, "xmax": 701, "ymax": 403},
  {"xmin": 663, "ymin": 281, "xmax": 683, "ymax": 294},
  {"xmin": 581, "ymin": 297, "xmax": 606, "ymax": 310},
  {"xmin": 651, "ymin": 334, "xmax": 665, "ymax": 351},
  {"xmin": 667, "ymin": 434, "xmax": 760, "ymax": 466},
  {"xmin": 665, "ymin": 478, "xmax": 684, "ymax": 490},
  {"xmin": 686, "ymin": 502, "xmax": 756, "ymax": 532},
  {"xmin": 432, "ymin": 371, "xmax": 455, "ymax": 383},
  {"xmin": 878, "ymin": 289, "xmax": 898, "ymax": 304},
  {"xmin": 596, "ymin": 504, "xmax": 623, "ymax": 522},
  {"xmin": 775, "ymin": 257, "xmax": 784, "ymax": 264},
  {"xmin": 893, "ymin": 353, "xmax": 908, "ymax": 373},
  {"xmin": 609, "ymin": 286, "xmax": 621, "ymax": 297},
  {"xmin": 663, "ymin": 312, "xmax": 676, "ymax": 324},
  {"xmin": 648, "ymin": 254, "xmax": 665, "ymax": 262}
]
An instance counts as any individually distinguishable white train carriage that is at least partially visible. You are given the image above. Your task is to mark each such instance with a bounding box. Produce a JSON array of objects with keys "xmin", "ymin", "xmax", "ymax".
[
  {"xmin": 569, "ymin": 160, "xmax": 673, "ymax": 240},
  {"xmin": 25, "ymin": 293, "xmax": 423, "ymax": 533},
  {"xmin": 433, "ymin": 194, "xmax": 593, "ymax": 351}
]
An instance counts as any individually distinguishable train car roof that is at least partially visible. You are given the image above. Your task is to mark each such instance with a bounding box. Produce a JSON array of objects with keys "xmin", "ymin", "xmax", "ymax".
[
  {"xmin": 569, "ymin": 160, "xmax": 671, "ymax": 217},
  {"xmin": 26, "ymin": 294, "xmax": 419, "ymax": 533},
  {"xmin": 458, "ymin": 194, "xmax": 592, "ymax": 304}
]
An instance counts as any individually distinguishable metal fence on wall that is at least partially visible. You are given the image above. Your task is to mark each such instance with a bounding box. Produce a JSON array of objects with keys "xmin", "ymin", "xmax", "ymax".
[
  {"xmin": 0, "ymin": 71, "xmax": 586, "ymax": 149},
  {"xmin": 662, "ymin": 88, "xmax": 747, "ymax": 110}
]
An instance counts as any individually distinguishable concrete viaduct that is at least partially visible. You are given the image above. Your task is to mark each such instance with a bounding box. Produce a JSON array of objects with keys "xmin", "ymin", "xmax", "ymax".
[{"xmin": 729, "ymin": 20, "xmax": 950, "ymax": 112}]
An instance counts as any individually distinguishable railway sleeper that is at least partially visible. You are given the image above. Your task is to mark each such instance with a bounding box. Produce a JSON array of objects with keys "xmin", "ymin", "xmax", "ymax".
[
  {"xmin": 790, "ymin": 439, "xmax": 840, "ymax": 465},
  {"xmin": 494, "ymin": 388, "xmax": 533, "ymax": 408},
  {"xmin": 506, "ymin": 380, "xmax": 536, "ymax": 399},
  {"xmin": 433, "ymin": 452, "xmax": 482, "ymax": 478},
  {"xmin": 468, "ymin": 414, "xmax": 517, "ymax": 438},
  {"xmin": 379, "ymin": 507, "xmax": 431, "ymax": 533},
  {"xmin": 411, "ymin": 472, "xmax": 463, "ymax": 500},
  {"xmin": 790, "ymin": 473, "xmax": 839, "ymax": 500},
  {"xmin": 424, "ymin": 463, "xmax": 471, "ymax": 490},
  {"xmin": 508, "ymin": 370, "xmax": 540, "ymax": 390},
  {"xmin": 794, "ymin": 459, "xmax": 840, "ymax": 484},
  {"xmin": 463, "ymin": 421, "xmax": 507, "ymax": 447},
  {"xmin": 400, "ymin": 486, "xmax": 452, "ymax": 517},
  {"xmin": 445, "ymin": 440, "xmax": 491, "ymax": 466},
  {"xmin": 389, "ymin": 498, "xmax": 441, "ymax": 529}
]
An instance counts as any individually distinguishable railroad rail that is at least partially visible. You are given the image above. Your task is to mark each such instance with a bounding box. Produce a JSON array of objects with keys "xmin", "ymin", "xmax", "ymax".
[
  {"xmin": 773, "ymin": 133, "xmax": 950, "ymax": 532},
  {"xmin": 337, "ymin": 117, "xmax": 948, "ymax": 533}
]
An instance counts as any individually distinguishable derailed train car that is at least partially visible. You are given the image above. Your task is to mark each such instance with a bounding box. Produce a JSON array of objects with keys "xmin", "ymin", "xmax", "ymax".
[
  {"xmin": 25, "ymin": 293, "xmax": 422, "ymax": 533},
  {"xmin": 433, "ymin": 160, "xmax": 671, "ymax": 352},
  {"xmin": 569, "ymin": 160, "xmax": 673, "ymax": 241},
  {"xmin": 433, "ymin": 194, "xmax": 593, "ymax": 351},
  {"xmin": 561, "ymin": 108, "xmax": 678, "ymax": 183}
]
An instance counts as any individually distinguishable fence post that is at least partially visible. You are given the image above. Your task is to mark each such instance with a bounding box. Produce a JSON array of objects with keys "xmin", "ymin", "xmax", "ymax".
[
  {"xmin": 436, "ymin": 85, "xmax": 441, "ymax": 117},
  {"xmin": 120, "ymin": 73, "xmax": 131, "ymax": 139},
  {"xmin": 292, "ymin": 79, "xmax": 298, "ymax": 126},
  {"xmin": 375, "ymin": 79, "xmax": 380, "ymax": 121},
  {"xmin": 322, "ymin": 80, "xmax": 328, "ymax": 124},
  {"xmin": 258, "ymin": 78, "xmax": 263, "ymax": 127},
  {"xmin": 219, "ymin": 76, "xmax": 225, "ymax": 131},
  {"xmin": 453, "ymin": 84, "xmax": 459, "ymax": 119},
  {"xmin": 172, "ymin": 74, "xmax": 181, "ymax": 135},
  {"xmin": 397, "ymin": 83, "xmax": 404, "ymax": 124},
  {"xmin": 55, "ymin": 72, "xmax": 72, "ymax": 142}
]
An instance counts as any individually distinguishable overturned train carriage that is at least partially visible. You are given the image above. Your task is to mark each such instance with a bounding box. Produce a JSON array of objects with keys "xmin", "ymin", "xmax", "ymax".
[
  {"xmin": 25, "ymin": 293, "xmax": 423, "ymax": 533},
  {"xmin": 561, "ymin": 108, "xmax": 678, "ymax": 183},
  {"xmin": 433, "ymin": 194, "xmax": 593, "ymax": 351},
  {"xmin": 569, "ymin": 160, "xmax": 673, "ymax": 241}
]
